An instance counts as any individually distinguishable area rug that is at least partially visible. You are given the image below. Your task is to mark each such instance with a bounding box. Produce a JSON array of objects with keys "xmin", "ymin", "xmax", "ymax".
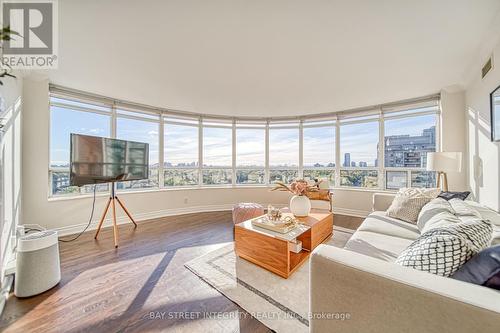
[{"xmin": 185, "ymin": 226, "xmax": 354, "ymax": 333}]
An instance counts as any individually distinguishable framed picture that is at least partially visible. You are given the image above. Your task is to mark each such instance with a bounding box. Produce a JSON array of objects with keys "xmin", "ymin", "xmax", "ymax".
[{"xmin": 491, "ymin": 84, "xmax": 500, "ymax": 141}]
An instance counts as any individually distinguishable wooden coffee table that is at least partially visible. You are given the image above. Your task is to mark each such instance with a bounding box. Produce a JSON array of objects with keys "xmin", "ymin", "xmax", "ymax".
[{"xmin": 234, "ymin": 209, "xmax": 333, "ymax": 278}]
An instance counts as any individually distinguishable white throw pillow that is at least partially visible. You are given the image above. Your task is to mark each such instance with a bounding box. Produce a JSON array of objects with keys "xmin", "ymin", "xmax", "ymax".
[
  {"xmin": 449, "ymin": 199, "xmax": 481, "ymax": 218},
  {"xmin": 396, "ymin": 219, "xmax": 493, "ymax": 277},
  {"xmin": 417, "ymin": 198, "xmax": 460, "ymax": 233},
  {"xmin": 386, "ymin": 187, "xmax": 440, "ymax": 224}
]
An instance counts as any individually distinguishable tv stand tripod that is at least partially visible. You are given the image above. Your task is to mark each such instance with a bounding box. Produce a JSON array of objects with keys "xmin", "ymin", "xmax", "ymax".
[{"xmin": 94, "ymin": 183, "xmax": 137, "ymax": 248}]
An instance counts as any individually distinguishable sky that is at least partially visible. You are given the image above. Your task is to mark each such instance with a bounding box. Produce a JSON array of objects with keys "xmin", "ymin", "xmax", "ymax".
[{"xmin": 50, "ymin": 107, "xmax": 435, "ymax": 168}]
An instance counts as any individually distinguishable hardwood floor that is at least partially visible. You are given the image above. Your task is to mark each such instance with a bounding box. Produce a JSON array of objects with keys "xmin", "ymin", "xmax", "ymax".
[{"xmin": 0, "ymin": 212, "xmax": 362, "ymax": 333}]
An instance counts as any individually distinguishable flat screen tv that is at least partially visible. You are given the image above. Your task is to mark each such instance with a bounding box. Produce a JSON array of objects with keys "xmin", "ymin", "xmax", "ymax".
[{"xmin": 70, "ymin": 134, "xmax": 149, "ymax": 186}]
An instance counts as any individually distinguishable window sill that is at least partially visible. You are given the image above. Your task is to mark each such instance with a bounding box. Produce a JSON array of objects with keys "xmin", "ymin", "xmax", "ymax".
[{"xmin": 47, "ymin": 184, "xmax": 396, "ymax": 201}]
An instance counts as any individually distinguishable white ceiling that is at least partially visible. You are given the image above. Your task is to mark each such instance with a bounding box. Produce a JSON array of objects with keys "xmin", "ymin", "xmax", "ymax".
[{"xmin": 49, "ymin": 0, "xmax": 500, "ymax": 116}]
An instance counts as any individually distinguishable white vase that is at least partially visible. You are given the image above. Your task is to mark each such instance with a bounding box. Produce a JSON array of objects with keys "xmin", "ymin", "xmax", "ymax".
[{"xmin": 289, "ymin": 195, "xmax": 311, "ymax": 217}]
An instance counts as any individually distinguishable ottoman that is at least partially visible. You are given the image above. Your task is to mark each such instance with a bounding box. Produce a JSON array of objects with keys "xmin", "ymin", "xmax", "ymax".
[{"xmin": 232, "ymin": 203, "xmax": 264, "ymax": 224}]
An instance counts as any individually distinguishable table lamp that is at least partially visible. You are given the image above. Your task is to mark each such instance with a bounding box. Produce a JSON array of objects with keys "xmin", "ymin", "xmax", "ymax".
[{"xmin": 426, "ymin": 152, "xmax": 462, "ymax": 191}]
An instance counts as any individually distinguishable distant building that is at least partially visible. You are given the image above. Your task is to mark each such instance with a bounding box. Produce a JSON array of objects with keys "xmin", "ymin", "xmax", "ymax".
[
  {"xmin": 343, "ymin": 153, "xmax": 351, "ymax": 167},
  {"xmin": 359, "ymin": 161, "xmax": 367, "ymax": 167},
  {"xmin": 351, "ymin": 161, "xmax": 356, "ymax": 167},
  {"xmin": 384, "ymin": 126, "xmax": 436, "ymax": 168},
  {"xmin": 52, "ymin": 172, "xmax": 70, "ymax": 193}
]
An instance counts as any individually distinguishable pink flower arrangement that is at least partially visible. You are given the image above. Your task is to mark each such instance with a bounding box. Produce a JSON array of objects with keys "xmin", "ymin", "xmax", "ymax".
[{"xmin": 271, "ymin": 179, "xmax": 318, "ymax": 196}]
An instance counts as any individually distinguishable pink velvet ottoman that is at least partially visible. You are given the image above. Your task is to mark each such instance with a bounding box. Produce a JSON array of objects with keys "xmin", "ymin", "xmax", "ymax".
[{"xmin": 232, "ymin": 203, "xmax": 264, "ymax": 224}]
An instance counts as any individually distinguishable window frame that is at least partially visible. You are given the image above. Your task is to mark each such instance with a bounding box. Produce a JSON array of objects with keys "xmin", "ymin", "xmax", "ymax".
[
  {"xmin": 48, "ymin": 96, "xmax": 113, "ymax": 197},
  {"xmin": 115, "ymin": 108, "xmax": 161, "ymax": 191},
  {"xmin": 48, "ymin": 87, "xmax": 441, "ymax": 198},
  {"xmin": 163, "ymin": 116, "xmax": 200, "ymax": 188},
  {"xmin": 235, "ymin": 122, "xmax": 266, "ymax": 186},
  {"xmin": 268, "ymin": 121, "xmax": 300, "ymax": 184},
  {"xmin": 201, "ymin": 119, "xmax": 234, "ymax": 186}
]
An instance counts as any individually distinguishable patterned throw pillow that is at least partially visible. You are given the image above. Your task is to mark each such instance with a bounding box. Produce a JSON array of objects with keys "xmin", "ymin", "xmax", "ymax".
[
  {"xmin": 386, "ymin": 187, "xmax": 440, "ymax": 224},
  {"xmin": 396, "ymin": 219, "xmax": 493, "ymax": 277}
]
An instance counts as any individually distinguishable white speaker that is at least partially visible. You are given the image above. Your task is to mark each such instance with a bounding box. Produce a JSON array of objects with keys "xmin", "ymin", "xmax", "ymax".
[{"xmin": 14, "ymin": 230, "xmax": 61, "ymax": 297}]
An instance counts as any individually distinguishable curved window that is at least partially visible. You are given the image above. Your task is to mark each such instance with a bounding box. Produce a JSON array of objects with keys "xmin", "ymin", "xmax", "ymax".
[{"xmin": 49, "ymin": 88, "xmax": 440, "ymax": 196}]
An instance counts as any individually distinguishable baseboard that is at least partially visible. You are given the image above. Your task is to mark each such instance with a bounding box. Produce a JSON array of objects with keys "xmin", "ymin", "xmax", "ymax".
[
  {"xmin": 333, "ymin": 225, "xmax": 356, "ymax": 233},
  {"xmin": 55, "ymin": 204, "xmax": 236, "ymax": 237},
  {"xmin": 332, "ymin": 207, "xmax": 370, "ymax": 218},
  {"xmin": 55, "ymin": 203, "xmax": 367, "ymax": 237}
]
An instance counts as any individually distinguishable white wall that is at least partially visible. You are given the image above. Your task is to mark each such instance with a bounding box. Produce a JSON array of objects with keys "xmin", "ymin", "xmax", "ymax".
[
  {"xmin": 21, "ymin": 77, "xmax": 468, "ymax": 234},
  {"xmin": 0, "ymin": 76, "xmax": 22, "ymax": 282},
  {"xmin": 465, "ymin": 35, "xmax": 500, "ymax": 211},
  {"xmin": 440, "ymin": 89, "xmax": 467, "ymax": 191}
]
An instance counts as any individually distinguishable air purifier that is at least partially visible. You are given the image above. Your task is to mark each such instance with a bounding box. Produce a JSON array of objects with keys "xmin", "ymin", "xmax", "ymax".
[{"xmin": 14, "ymin": 230, "xmax": 61, "ymax": 297}]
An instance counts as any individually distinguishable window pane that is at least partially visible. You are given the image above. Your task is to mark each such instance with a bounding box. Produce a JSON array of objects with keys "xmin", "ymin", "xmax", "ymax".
[
  {"xmin": 164, "ymin": 169, "xmax": 198, "ymax": 187},
  {"xmin": 386, "ymin": 171, "xmax": 408, "ymax": 190},
  {"xmin": 269, "ymin": 128, "xmax": 299, "ymax": 167},
  {"xmin": 50, "ymin": 106, "xmax": 110, "ymax": 168},
  {"xmin": 384, "ymin": 115, "xmax": 436, "ymax": 168},
  {"xmin": 164, "ymin": 123, "xmax": 198, "ymax": 167},
  {"xmin": 116, "ymin": 118, "xmax": 159, "ymax": 189},
  {"xmin": 203, "ymin": 127, "xmax": 232, "ymax": 167},
  {"xmin": 340, "ymin": 122, "xmax": 378, "ymax": 167},
  {"xmin": 50, "ymin": 171, "xmax": 79, "ymax": 195},
  {"xmin": 303, "ymin": 126, "xmax": 335, "ymax": 167},
  {"xmin": 50, "ymin": 171, "xmax": 109, "ymax": 196},
  {"xmin": 411, "ymin": 171, "xmax": 436, "ymax": 188},
  {"xmin": 340, "ymin": 170, "xmax": 378, "ymax": 188},
  {"xmin": 50, "ymin": 106, "xmax": 111, "ymax": 195},
  {"xmin": 236, "ymin": 129, "xmax": 265, "ymax": 167},
  {"xmin": 303, "ymin": 169, "xmax": 335, "ymax": 183},
  {"xmin": 236, "ymin": 169, "xmax": 265, "ymax": 184},
  {"xmin": 203, "ymin": 169, "xmax": 232, "ymax": 185},
  {"xmin": 269, "ymin": 169, "xmax": 298, "ymax": 184}
]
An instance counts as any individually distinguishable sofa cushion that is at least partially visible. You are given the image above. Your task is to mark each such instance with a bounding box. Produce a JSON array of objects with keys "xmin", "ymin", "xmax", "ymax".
[
  {"xmin": 462, "ymin": 201, "xmax": 500, "ymax": 245},
  {"xmin": 358, "ymin": 211, "xmax": 420, "ymax": 240},
  {"xmin": 452, "ymin": 245, "xmax": 500, "ymax": 290},
  {"xmin": 386, "ymin": 187, "xmax": 440, "ymax": 224},
  {"xmin": 449, "ymin": 199, "xmax": 482, "ymax": 218},
  {"xmin": 417, "ymin": 198, "xmax": 459, "ymax": 233},
  {"xmin": 344, "ymin": 230, "xmax": 415, "ymax": 262},
  {"xmin": 464, "ymin": 200, "xmax": 500, "ymax": 227},
  {"xmin": 396, "ymin": 219, "xmax": 493, "ymax": 277}
]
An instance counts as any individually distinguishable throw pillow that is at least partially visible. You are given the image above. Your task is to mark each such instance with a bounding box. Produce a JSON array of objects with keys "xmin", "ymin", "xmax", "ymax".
[
  {"xmin": 417, "ymin": 198, "xmax": 459, "ymax": 233},
  {"xmin": 438, "ymin": 191, "xmax": 471, "ymax": 201},
  {"xmin": 451, "ymin": 245, "xmax": 500, "ymax": 290},
  {"xmin": 387, "ymin": 187, "xmax": 440, "ymax": 224},
  {"xmin": 449, "ymin": 199, "xmax": 482, "ymax": 218},
  {"xmin": 396, "ymin": 219, "xmax": 493, "ymax": 277}
]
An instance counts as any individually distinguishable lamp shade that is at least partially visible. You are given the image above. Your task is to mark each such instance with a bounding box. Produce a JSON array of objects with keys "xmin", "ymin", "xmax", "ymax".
[{"xmin": 426, "ymin": 152, "xmax": 462, "ymax": 172}]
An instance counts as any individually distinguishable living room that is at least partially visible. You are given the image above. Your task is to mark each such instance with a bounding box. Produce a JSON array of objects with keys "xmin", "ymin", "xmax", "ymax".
[{"xmin": 1, "ymin": 1, "xmax": 500, "ymax": 332}]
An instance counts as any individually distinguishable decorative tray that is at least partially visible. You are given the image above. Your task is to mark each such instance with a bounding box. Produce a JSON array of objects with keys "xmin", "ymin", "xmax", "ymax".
[{"xmin": 251, "ymin": 216, "xmax": 298, "ymax": 234}]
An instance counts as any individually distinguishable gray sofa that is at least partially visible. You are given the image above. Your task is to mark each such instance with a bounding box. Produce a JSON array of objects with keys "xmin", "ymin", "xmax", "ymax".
[{"xmin": 310, "ymin": 193, "xmax": 500, "ymax": 333}]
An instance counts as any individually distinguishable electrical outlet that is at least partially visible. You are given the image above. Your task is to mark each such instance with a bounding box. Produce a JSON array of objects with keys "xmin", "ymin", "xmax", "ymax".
[{"xmin": 184, "ymin": 197, "xmax": 188, "ymax": 204}]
